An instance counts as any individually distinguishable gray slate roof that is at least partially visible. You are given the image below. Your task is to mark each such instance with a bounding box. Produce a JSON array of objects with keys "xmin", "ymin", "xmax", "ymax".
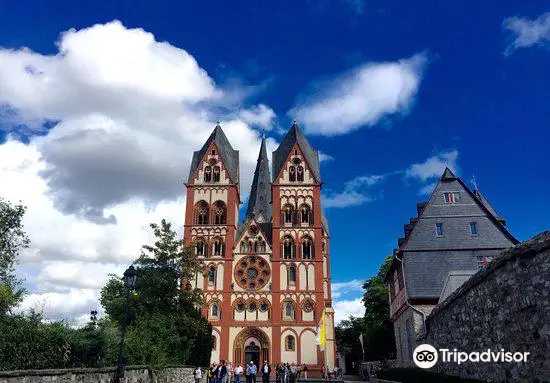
[
  {"xmin": 385, "ymin": 167, "xmax": 519, "ymax": 298},
  {"xmin": 272, "ymin": 122, "xmax": 321, "ymax": 182},
  {"xmin": 245, "ymin": 137, "xmax": 272, "ymax": 222},
  {"xmin": 188, "ymin": 124, "xmax": 239, "ymax": 183},
  {"xmin": 403, "ymin": 249, "xmax": 499, "ymax": 299}
]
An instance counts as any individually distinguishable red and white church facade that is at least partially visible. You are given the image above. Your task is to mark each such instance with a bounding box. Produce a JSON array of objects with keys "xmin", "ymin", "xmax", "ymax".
[{"xmin": 184, "ymin": 122, "xmax": 335, "ymax": 372}]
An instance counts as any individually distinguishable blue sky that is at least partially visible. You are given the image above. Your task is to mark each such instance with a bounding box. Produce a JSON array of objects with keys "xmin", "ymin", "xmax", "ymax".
[{"xmin": 1, "ymin": 0, "xmax": 549, "ymax": 325}]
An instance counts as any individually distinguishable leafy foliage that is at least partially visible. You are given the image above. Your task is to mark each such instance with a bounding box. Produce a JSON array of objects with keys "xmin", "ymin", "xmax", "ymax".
[
  {"xmin": 100, "ymin": 219, "xmax": 212, "ymax": 368},
  {"xmin": 0, "ymin": 198, "xmax": 29, "ymax": 316},
  {"xmin": 335, "ymin": 256, "xmax": 396, "ymax": 370}
]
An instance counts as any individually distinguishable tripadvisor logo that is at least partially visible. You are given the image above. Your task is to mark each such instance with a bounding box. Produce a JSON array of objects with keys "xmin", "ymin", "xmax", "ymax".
[
  {"xmin": 413, "ymin": 344, "xmax": 438, "ymax": 368},
  {"xmin": 413, "ymin": 344, "xmax": 530, "ymax": 369}
]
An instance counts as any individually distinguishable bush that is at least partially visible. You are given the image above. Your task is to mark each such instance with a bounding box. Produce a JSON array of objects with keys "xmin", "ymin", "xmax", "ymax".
[{"xmin": 377, "ymin": 368, "xmax": 484, "ymax": 383}]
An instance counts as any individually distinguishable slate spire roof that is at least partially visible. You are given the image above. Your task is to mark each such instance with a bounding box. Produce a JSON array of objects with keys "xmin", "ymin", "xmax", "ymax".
[
  {"xmin": 188, "ymin": 124, "xmax": 239, "ymax": 184},
  {"xmin": 246, "ymin": 136, "xmax": 272, "ymax": 222},
  {"xmin": 272, "ymin": 121, "xmax": 321, "ymax": 182}
]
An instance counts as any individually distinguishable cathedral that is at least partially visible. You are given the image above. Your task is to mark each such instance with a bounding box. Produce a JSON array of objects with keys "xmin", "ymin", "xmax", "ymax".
[{"xmin": 184, "ymin": 122, "xmax": 335, "ymax": 372}]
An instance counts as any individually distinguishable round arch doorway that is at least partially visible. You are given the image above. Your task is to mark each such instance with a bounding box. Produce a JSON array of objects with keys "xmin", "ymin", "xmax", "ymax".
[{"xmin": 233, "ymin": 327, "xmax": 270, "ymax": 368}]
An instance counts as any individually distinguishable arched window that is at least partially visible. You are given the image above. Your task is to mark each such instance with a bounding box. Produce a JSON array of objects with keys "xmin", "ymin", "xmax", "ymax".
[
  {"xmin": 300, "ymin": 205, "xmax": 310, "ymax": 225},
  {"xmin": 204, "ymin": 166, "xmax": 212, "ymax": 182},
  {"xmin": 297, "ymin": 166, "xmax": 304, "ymax": 182},
  {"xmin": 208, "ymin": 266, "xmax": 216, "ymax": 285},
  {"xmin": 213, "ymin": 166, "xmax": 221, "ymax": 182},
  {"xmin": 283, "ymin": 204, "xmax": 294, "ymax": 225},
  {"xmin": 213, "ymin": 201, "xmax": 226, "ymax": 225},
  {"xmin": 302, "ymin": 236, "xmax": 313, "ymax": 259},
  {"xmin": 289, "ymin": 265, "xmax": 297, "ymax": 285},
  {"xmin": 285, "ymin": 335, "xmax": 295, "ymax": 351},
  {"xmin": 240, "ymin": 241, "xmax": 248, "ymax": 253},
  {"xmin": 322, "ymin": 241, "xmax": 326, "ymax": 253},
  {"xmin": 211, "ymin": 302, "xmax": 219, "ymax": 318},
  {"xmin": 195, "ymin": 201, "xmax": 209, "ymax": 225},
  {"xmin": 212, "ymin": 335, "xmax": 217, "ymax": 350},
  {"xmin": 284, "ymin": 301, "xmax": 295, "ymax": 319},
  {"xmin": 289, "ymin": 166, "xmax": 296, "ymax": 181},
  {"xmin": 195, "ymin": 238, "xmax": 206, "ymax": 256},
  {"xmin": 257, "ymin": 240, "xmax": 266, "ymax": 253},
  {"xmin": 283, "ymin": 236, "xmax": 294, "ymax": 259},
  {"xmin": 213, "ymin": 237, "xmax": 224, "ymax": 256}
]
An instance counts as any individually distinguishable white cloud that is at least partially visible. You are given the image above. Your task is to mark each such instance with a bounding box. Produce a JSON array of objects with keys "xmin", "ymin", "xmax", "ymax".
[
  {"xmin": 319, "ymin": 152, "xmax": 335, "ymax": 163},
  {"xmin": 405, "ymin": 150, "xmax": 459, "ymax": 182},
  {"xmin": 418, "ymin": 182, "xmax": 437, "ymax": 196},
  {"xmin": 0, "ymin": 21, "xmax": 275, "ymax": 325},
  {"xmin": 332, "ymin": 279, "xmax": 363, "ymax": 299},
  {"xmin": 289, "ymin": 53, "xmax": 428, "ymax": 136},
  {"xmin": 333, "ymin": 298, "xmax": 364, "ymax": 325},
  {"xmin": 322, "ymin": 174, "xmax": 384, "ymax": 208},
  {"xmin": 238, "ymin": 104, "xmax": 276, "ymax": 130},
  {"xmin": 503, "ymin": 13, "xmax": 550, "ymax": 55}
]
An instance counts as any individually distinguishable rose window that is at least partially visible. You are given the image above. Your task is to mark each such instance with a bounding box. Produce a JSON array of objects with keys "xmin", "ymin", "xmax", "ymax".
[{"xmin": 235, "ymin": 256, "xmax": 270, "ymax": 290}]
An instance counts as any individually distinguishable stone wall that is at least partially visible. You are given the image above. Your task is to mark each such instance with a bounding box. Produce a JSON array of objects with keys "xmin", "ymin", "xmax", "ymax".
[
  {"xmin": 0, "ymin": 366, "xmax": 198, "ymax": 383},
  {"xmin": 419, "ymin": 231, "xmax": 550, "ymax": 382}
]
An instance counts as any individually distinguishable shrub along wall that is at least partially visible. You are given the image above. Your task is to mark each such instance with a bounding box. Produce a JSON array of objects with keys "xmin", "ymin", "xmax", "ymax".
[
  {"xmin": 419, "ymin": 231, "xmax": 550, "ymax": 382},
  {"xmin": 0, "ymin": 366, "xmax": 198, "ymax": 383}
]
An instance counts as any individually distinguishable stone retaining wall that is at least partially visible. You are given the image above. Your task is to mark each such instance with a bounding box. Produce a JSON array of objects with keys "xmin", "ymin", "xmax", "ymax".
[
  {"xmin": 419, "ymin": 231, "xmax": 550, "ymax": 382},
  {"xmin": 0, "ymin": 366, "xmax": 197, "ymax": 383}
]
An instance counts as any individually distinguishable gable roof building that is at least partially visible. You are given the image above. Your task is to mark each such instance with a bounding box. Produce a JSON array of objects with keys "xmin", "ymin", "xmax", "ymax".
[{"xmin": 384, "ymin": 167, "xmax": 518, "ymax": 366}]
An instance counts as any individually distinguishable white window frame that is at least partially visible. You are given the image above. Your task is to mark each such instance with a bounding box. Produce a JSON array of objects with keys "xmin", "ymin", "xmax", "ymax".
[{"xmin": 443, "ymin": 192, "xmax": 460, "ymax": 204}]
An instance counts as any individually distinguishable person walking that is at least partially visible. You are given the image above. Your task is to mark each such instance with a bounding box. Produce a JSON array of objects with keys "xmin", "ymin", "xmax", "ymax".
[
  {"xmin": 234, "ymin": 364, "xmax": 243, "ymax": 383},
  {"xmin": 289, "ymin": 363, "xmax": 298, "ymax": 383},
  {"xmin": 246, "ymin": 361, "xmax": 257, "ymax": 383},
  {"xmin": 262, "ymin": 361, "xmax": 271, "ymax": 383},
  {"xmin": 321, "ymin": 365, "xmax": 326, "ymax": 381},
  {"xmin": 274, "ymin": 363, "xmax": 281, "ymax": 383},
  {"xmin": 221, "ymin": 361, "xmax": 228, "ymax": 383},
  {"xmin": 194, "ymin": 367, "xmax": 203, "ymax": 383},
  {"xmin": 301, "ymin": 364, "xmax": 308, "ymax": 380}
]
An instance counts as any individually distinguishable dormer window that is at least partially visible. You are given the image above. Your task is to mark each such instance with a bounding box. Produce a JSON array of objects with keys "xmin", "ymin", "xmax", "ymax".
[{"xmin": 443, "ymin": 192, "xmax": 460, "ymax": 204}]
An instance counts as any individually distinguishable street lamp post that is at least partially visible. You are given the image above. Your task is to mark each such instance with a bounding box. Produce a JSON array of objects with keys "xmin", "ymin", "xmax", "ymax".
[{"xmin": 117, "ymin": 265, "xmax": 137, "ymax": 382}]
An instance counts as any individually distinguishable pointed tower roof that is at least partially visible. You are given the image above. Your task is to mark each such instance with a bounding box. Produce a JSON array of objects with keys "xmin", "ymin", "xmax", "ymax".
[
  {"xmin": 441, "ymin": 167, "xmax": 457, "ymax": 181},
  {"xmin": 246, "ymin": 137, "xmax": 272, "ymax": 221},
  {"xmin": 188, "ymin": 124, "xmax": 239, "ymax": 183},
  {"xmin": 272, "ymin": 121, "xmax": 321, "ymax": 182}
]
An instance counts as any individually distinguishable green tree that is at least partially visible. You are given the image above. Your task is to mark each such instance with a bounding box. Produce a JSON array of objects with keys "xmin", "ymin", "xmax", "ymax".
[
  {"xmin": 0, "ymin": 198, "xmax": 30, "ymax": 316},
  {"xmin": 361, "ymin": 256, "xmax": 395, "ymax": 361},
  {"xmin": 335, "ymin": 256, "xmax": 396, "ymax": 370},
  {"xmin": 100, "ymin": 219, "xmax": 212, "ymax": 367}
]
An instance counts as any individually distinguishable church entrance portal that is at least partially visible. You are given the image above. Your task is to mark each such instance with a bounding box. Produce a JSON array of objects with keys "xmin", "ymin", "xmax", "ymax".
[
  {"xmin": 234, "ymin": 328, "xmax": 270, "ymax": 367},
  {"xmin": 244, "ymin": 342, "xmax": 260, "ymax": 367}
]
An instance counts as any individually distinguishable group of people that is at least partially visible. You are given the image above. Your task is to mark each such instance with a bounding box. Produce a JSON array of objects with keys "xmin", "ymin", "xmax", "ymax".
[
  {"xmin": 320, "ymin": 365, "xmax": 342, "ymax": 381},
  {"xmin": 195, "ymin": 361, "xmax": 338, "ymax": 383}
]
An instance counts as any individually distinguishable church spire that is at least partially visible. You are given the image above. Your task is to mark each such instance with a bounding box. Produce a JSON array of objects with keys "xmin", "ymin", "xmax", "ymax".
[{"xmin": 246, "ymin": 136, "xmax": 272, "ymax": 222}]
